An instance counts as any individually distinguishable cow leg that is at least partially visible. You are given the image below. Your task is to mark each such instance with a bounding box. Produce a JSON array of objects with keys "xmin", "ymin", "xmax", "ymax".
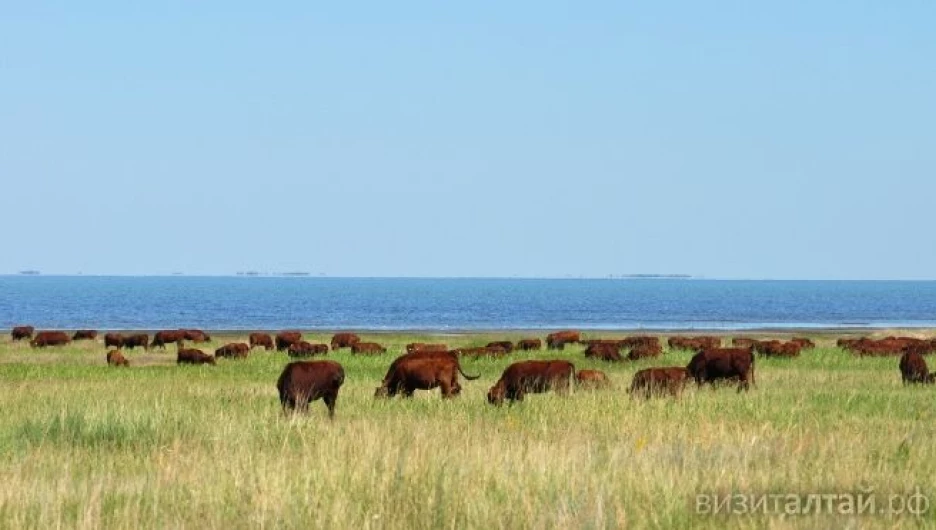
[
  {"xmin": 440, "ymin": 380, "xmax": 455, "ymax": 398},
  {"xmin": 323, "ymin": 393, "xmax": 337, "ymax": 419}
]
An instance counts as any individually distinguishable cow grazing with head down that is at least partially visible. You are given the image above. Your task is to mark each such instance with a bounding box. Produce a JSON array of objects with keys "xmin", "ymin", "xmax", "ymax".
[
  {"xmin": 790, "ymin": 337, "xmax": 815, "ymax": 349},
  {"xmin": 668, "ymin": 336, "xmax": 720, "ymax": 352},
  {"xmin": 106, "ymin": 350, "xmax": 130, "ymax": 367},
  {"xmin": 276, "ymin": 331, "xmax": 303, "ymax": 352},
  {"xmin": 575, "ymin": 369, "xmax": 610, "ymax": 389},
  {"xmin": 486, "ymin": 341, "xmax": 514, "ymax": 353},
  {"xmin": 11, "ymin": 326, "xmax": 35, "ymax": 341},
  {"xmin": 899, "ymin": 351, "xmax": 934, "ymax": 384},
  {"xmin": 584, "ymin": 343, "xmax": 623, "ymax": 362},
  {"xmin": 277, "ymin": 360, "xmax": 345, "ymax": 418},
  {"xmin": 72, "ymin": 330, "xmax": 98, "ymax": 341},
  {"xmin": 30, "ymin": 331, "xmax": 72, "ymax": 348},
  {"xmin": 516, "ymin": 338, "xmax": 542, "ymax": 351},
  {"xmin": 453, "ymin": 345, "xmax": 508, "ymax": 359},
  {"xmin": 686, "ymin": 347, "xmax": 755, "ymax": 392},
  {"xmin": 627, "ymin": 343, "xmax": 663, "ymax": 361},
  {"xmin": 405, "ymin": 343, "xmax": 448, "ymax": 355},
  {"xmin": 351, "ymin": 342, "xmax": 387, "ymax": 355},
  {"xmin": 215, "ymin": 342, "xmax": 250, "ymax": 359},
  {"xmin": 177, "ymin": 347, "xmax": 216, "ymax": 365},
  {"xmin": 151, "ymin": 330, "xmax": 185, "ymax": 349},
  {"xmin": 487, "ymin": 360, "xmax": 575, "ymax": 406},
  {"xmin": 104, "ymin": 333, "xmax": 123, "ymax": 349},
  {"xmin": 249, "ymin": 333, "xmax": 274, "ymax": 351},
  {"xmin": 288, "ymin": 341, "xmax": 329, "ymax": 358},
  {"xmin": 629, "ymin": 367, "xmax": 689, "ymax": 399},
  {"xmin": 181, "ymin": 329, "xmax": 211, "ymax": 343},
  {"xmin": 754, "ymin": 340, "xmax": 802, "ymax": 358},
  {"xmin": 376, "ymin": 351, "xmax": 480, "ymax": 399},
  {"xmin": 330, "ymin": 333, "xmax": 361, "ymax": 350},
  {"xmin": 121, "ymin": 333, "xmax": 149, "ymax": 350},
  {"xmin": 546, "ymin": 331, "xmax": 580, "ymax": 350}
]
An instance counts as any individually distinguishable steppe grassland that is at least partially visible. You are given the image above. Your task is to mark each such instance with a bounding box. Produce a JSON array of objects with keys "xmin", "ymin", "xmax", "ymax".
[{"xmin": 0, "ymin": 332, "xmax": 934, "ymax": 529}]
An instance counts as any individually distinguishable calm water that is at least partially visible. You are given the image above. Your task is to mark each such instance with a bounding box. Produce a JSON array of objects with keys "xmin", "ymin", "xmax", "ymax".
[{"xmin": 1, "ymin": 276, "xmax": 936, "ymax": 331}]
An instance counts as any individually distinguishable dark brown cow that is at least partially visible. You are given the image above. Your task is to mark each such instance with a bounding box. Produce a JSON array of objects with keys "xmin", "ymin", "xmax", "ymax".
[
  {"xmin": 755, "ymin": 340, "xmax": 801, "ymax": 358},
  {"xmin": 121, "ymin": 333, "xmax": 149, "ymax": 350},
  {"xmin": 405, "ymin": 343, "xmax": 448, "ymax": 354},
  {"xmin": 732, "ymin": 338, "xmax": 757, "ymax": 349},
  {"xmin": 276, "ymin": 331, "xmax": 303, "ymax": 351},
  {"xmin": 104, "ymin": 333, "xmax": 123, "ymax": 349},
  {"xmin": 487, "ymin": 360, "xmax": 575, "ymax": 406},
  {"xmin": 351, "ymin": 342, "xmax": 387, "ymax": 355},
  {"xmin": 375, "ymin": 352, "xmax": 480, "ymax": 398},
  {"xmin": 30, "ymin": 331, "xmax": 72, "ymax": 348},
  {"xmin": 516, "ymin": 338, "xmax": 542, "ymax": 351},
  {"xmin": 249, "ymin": 333, "xmax": 274, "ymax": 350},
  {"xmin": 11, "ymin": 326, "xmax": 34, "ymax": 341},
  {"xmin": 277, "ymin": 360, "xmax": 345, "ymax": 418},
  {"xmin": 72, "ymin": 330, "xmax": 98, "ymax": 341},
  {"xmin": 486, "ymin": 341, "xmax": 514, "ymax": 353},
  {"xmin": 790, "ymin": 337, "xmax": 816, "ymax": 349},
  {"xmin": 181, "ymin": 329, "xmax": 211, "ymax": 343},
  {"xmin": 899, "ymin": 351, "xmax": 934, "ymax": 384},
  {"xmin": 619, "ymin": 336, "xmax": 661, "ymax": 349},
  {"xmin": 151, "ymin": 330, "xmax": 185, "ymax": 349},
  {"xmin": 106, "ymin": 350, "xmax": 130, "ymax": 367},
  {"xmin": 177, "ymin": 348, "xmax": 216, "ymax": 365},
  {"xmin": 215, "ymin": 342, "xmax": 250, "ymax": 359},
  {"xmin": 627, "ymin": 343, "xmax": 663, "ymax": 361},
  {"xmin": 686, "ymin": 347, "xmax": 755, "ymax": 392},
  {"xmin": 629, "ymin": 367, "xmax": 689, "ymax": 398},
  {"xmin": 546, "ymin": 330, "xmax": 581, "ymax": 350},
  {"xmin": 668, "ymin": 336, "xmax": 721, "ymax": 352},
  {"xmin": 330, "ymin": 333, "xmax": 361, "ymax": 350},
  {"xmin": 584, "ymin": 343, "xmax": 623, "ymax": 362},
  {"xmin": 288, "ymin": 341, "xmax": 329, "ymax": 358},
  {"xmin": 575, "ymin": 369, "xmax": 610, "ymax": 389}
]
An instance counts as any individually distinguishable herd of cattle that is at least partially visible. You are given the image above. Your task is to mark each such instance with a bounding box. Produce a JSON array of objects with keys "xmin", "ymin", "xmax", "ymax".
[{"xmin": 8, "ymin": 326, "xmax": 936, "ymax": 418}]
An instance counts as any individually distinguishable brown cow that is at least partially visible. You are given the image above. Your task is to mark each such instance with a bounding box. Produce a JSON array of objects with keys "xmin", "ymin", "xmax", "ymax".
[
  {"xmin": 629, "ymin": 367, "xmax": 689, "ymax": 398},
  {"xmin": 277, "ymin": 360, "xmax": 345, "ymax": 418},
  {"xmin": 575, "ymin": 369, "xmax": 610, "ymax": 389},
  {"xmin": 276, "ymin": 331, "xmax": 303, "ymax": 351},
  {"xmin": 790, "ymin": 337, "xmax": 816, "ymax": 349},
  {"xmin": 405, "ymin": 343, "xmax": 448, "ymax": 354},
  {"xmin": 584, "ymin": 343, "xmax": 623, "ymax": 362},
  {"xmin": 215, "ymin": 342, "xmax": 250, "ymax": 359},
  {"xmin": 330, "ymin": 333, "xmax": 361, "ymax": 350},
  {"xmin": 181, "ymin": 329, "xmax": 211, "ymax": 343},
  {"xmin": 121, "ymin": 333, "xmax": 149, "ymax": 350},
  {"xmin": 249, "ymin": 332, "xmax": 274, "ymax": 350},
  {"xmin": 376, "ymin": 352, "xmax": 480, "ymax": 398},
  {"xmin": 899, "ymin": 351, "xmax": 934, "ymax": 384},
  {"xmin": 546, "ymin": 331, "xmax": 580, "ymax": 350},
  {"xmin": 732, "ymin": 338, "xmax": 757, "ymax": 349},
  {"xmin": 104, "ymin": 333, "xmax": 123, "ymax": 349},
  {"xmin": 755, "ymin": 340, "xmax": 801, "ymax": 358},
  {"xmin": 11, "ymin": 326, "xmax": 34, "ymax": 341},
  {"xmin": 288, "ymin": 341, "xmax": 329, "ymax": 357},
  {"xmin": 668, "ymin": 336, "xmax": 720, "ymax": 352},
  {"xmin": 106, "ymin": 350, "xmax": 130, "ymax": 367},
  {"xmin": 627, "ymin": 343, "xmax": 663, "ymax": 361},
  {"xmin": 72, "ymin": 330, "xmax": 98, "ymax": 341},
  {"xmin": 686, "ymin": 347, "xmax": 755, "ymax": 392},
  {"xmin": 351, "ymin": 342, "xmax": 387, "ymax": 355},
  {"xmin": 177, "ymin": 347, "xmax": 216, "ymax": 365},
  {"xmin": 620, "ymin": 336, "xmax": 661, "ymax": 349},
  {"xmin": 152, "ymin": 330, "xmax": 185, "ymax": 349},
  {"xmin": 30, "ymin": 331, "xmax": 72, "ymax": 348},
  {"xmin": 486, "ymin": 341, "xmax": 514, "ymax": 353},
  {"xmin": 453, "ymin": 345, "xmax": 509, "ymax": 359},
  {"xmin": 487, "ymin": 360, "xmax": 575, "ymax": 406},
  {"xmin": 516, "ymin": 338, "xmax": 542, "ymax": 351}
]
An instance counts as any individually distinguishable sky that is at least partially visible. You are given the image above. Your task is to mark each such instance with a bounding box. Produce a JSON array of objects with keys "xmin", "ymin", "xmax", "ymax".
[{"xmin": 1, "ymin": 1, "xmax": 934, "ymax": 279}]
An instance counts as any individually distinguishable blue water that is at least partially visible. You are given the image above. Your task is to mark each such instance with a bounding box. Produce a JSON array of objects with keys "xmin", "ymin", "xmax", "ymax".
[{"xmin": 2, "ymin": 276, "xmax": 936, "ymax": 331}]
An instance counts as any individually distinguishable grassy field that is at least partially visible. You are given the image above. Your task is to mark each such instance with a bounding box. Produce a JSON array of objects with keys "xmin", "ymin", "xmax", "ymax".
[{"xmin": 1, "ymin": 331, "xmax": 934, "ymax": 529}]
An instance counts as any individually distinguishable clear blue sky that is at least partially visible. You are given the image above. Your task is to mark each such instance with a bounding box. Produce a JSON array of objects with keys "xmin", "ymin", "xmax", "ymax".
[{"xmin": 2, "ymin": 2, "xmax": 933, "ymax": 279}]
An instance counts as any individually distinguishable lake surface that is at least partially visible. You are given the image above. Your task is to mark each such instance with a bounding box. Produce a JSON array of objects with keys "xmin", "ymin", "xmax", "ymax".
[{"xmin": 2, "ymin": 276, "xmax": 935, "ymax": 331}]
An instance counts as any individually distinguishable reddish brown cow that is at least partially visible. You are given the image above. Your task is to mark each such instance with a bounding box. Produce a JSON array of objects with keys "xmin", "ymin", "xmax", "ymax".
[
  {"xmin": 629, "ymin": 367, "xmax": 689, "ymax": 398},
  {"xmin": 11, "ymin": 326, "xmax": 35, "ymax": 341},
  {"xmin": 486, "ymin": 341, "xmax": 514, "ymax": 353},
  {"xmin": 487, "ymin": 360, "xmax": 575, "ymax": 406},
  {"xmin": 516, "ymin": 338, "xmax": 542, "ymax": 351},
  {"xmin": 405, "ymin": 343, "xmax": 448, "ymax": 354},
  {"xmin": 686, "ymin": 347, "xmax": 755, "ymax": 392},
  {"xmin": 575, "ymin": 369, "xmax": 610, "ymax": 389},
  {"xmin": 249, "ymin": 333, "xmax": 274, "ymax": 350},
  {"xmin": 30, "ymin": 331, "xmax": 72, "ymax": 348},
  {"xmin": 584, "ymin": 343, "xmax": 623, "ymax": 362},
  {"xmin": 104, "ymin": 333, "xmax": 123, "ymax": 349},
  {"xmin": 215, "ymin": 342, "xmax": 250, "ymax": 359},
  {"xmin": 790, "ymin": 337, "xmax": 816, "ymax": 349},
  {"xmin": 121, "ymin": 333, "xmax": 149, "ymax": 350},
  {"xmin": 351, "ymin": 342, "xmax": 387, "ymax": 355},
  {"xmin": 627, "ymin": 343, "xmax": 663, "ymax": 361},
  {"xmin": 755, "ymin": 340, "xmax": 802, "ymax": 358},
  {"xmin": 330, "ymin": 333, "xmax": 361, "ymax": 350},
  {"xmin": 181, "ymin": 329, "xmax": 211, "ymax": 343},
  {"xmin": 546, "ymin": 331, "xmax": 581, "ymax": 350},
  {"xmin": 72, "ymin": 330, "xmax": 98, "ymax": 341},
  {"xmin": 288, "ymin": 341, "xmax": 329, "ymax": 357},
  {"xmin": 453, "ymin": 345, "xmax": 508, "ymax": 359},
  {"xmin": 619, "ymin": 336, "xmax": 661, "ymax": 349},
  {"xmin": 375, "ymin": 352, "xmax": 480, "ymax": 398},
  {"xmin": 152, "ymin": 330, "xmax": 185, "ymax": 349},
  {"xmin": 276, "ymin": 331, "xmax": 303, "ymax": 351},
  {"xmin": 668, "ymin": 336, "xmax": 721, "ymax": 352},
  {"xmin": 899, "ymin": 351, "xmax": 934, "ymax": 384},
  {"xmin": 732, "ymin": 338, "xmax": 757, "ymax": 349},
  {"xmin": 177, "ymin": 348, "xmax": 216, "ymax": 365},
  {"xmin": 277, "ymin": 360, "xmax": 345, "ymax": 418},
  {"xmin": 106, "ymin": 350, "xmax": 129, "ymax": 367}
]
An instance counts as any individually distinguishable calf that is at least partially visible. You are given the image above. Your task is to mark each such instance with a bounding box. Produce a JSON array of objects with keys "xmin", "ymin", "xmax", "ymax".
[
  {"xmin": 106, "ymin": 350, "xmax": 130, "ymax": 367},
  {"xmin": 575, "ymin": 369, "xmax": 610, "ymax": 389}
]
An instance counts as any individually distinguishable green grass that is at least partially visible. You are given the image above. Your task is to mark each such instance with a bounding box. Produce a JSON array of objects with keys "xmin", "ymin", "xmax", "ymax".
[{"xmin": 0, "ymin": 332, "xmax": 934, "ymax": 529}]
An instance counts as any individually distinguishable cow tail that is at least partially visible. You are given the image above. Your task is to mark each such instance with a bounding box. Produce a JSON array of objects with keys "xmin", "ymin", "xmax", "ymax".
[{"xmin": 457, "ymin": 362, "xmax": 481, "ymax": 380}]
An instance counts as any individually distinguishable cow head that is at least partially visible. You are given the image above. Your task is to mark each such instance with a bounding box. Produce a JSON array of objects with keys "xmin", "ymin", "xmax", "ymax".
[{"xmin": 486, "ymin": 384, "xmax": 505, "ymax": 406}]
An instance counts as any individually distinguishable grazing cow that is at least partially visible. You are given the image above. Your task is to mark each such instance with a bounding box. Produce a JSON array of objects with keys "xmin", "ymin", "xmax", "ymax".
[
  {"xmin": 668, "ymin": 336, "xmax": 721, "ymax": 352},
  {"xmin": 288, "ymin": 341, "xmax": 329, "ymax": 358},
  {"xmin": 575, "ymin": 369, "xmax": 610, "ymax": 389},
  {"xmin": 732, "ymin": 338, "xmax": 757, "ymax": 349},
  {"xmin": 627, "ymin": 343, "xmax": 663, "ymax": 361},
  {"xmin": 351, "ymin": 342, "xmax": 387, "ymax": 355},
  {"xmin": 215, "ymin": 342, "xmax": 250, "ymax": 359},
  {"xmin": 454, "ymin": 345, "xmax": 508, "ymax": 358},
  {"xmin": 72, "ymin": 330, "xmax": 98, "ymax": 341},
  {"xmin": 104, "ymin": 333, "xmax": 123, "ymax": 349},
  {"xmin": 546, "ymin": 331, "xmax": 580, "ymax": 350},
  {"xmin": 151, "ymin": 330, "xmax": 185, "ymax": 349},
  {"xmin": 106, "ymin": 350, "xmax": 130, "ymax": 367},
  {"xmin": 629, "ymin": 367, "xmax": 689, "ymax": 399},
  {"xmin": 686, "ymin": 347, "xmax": 755, "ymax": 392},
  {"xmin": 11, "ymin": 326, "xmax": 35, "ymax": 341},
  {"xmin": 376, "ymin": 352, "xmax": 480, "ymax": 398},
  {"xmin": 755, "ymin": 340, "xmax": 801, "ymax": 358},
  {"xmin": 486, "ymin": 341, "xmax": 514, "ymax": 353},
  {"xmin": 276, "ymin": 331, "xmax": 303, "ymax": 351},
  {"xmin": 277, "ymin": 360, "xmax": 345, "ymax": 418},
  {"xmin": 487, "ymin": 360, "xmax": 576, "ymax": 406},
  {"xmin": 516, "ymin": 338, "xmax": 542, "ymax": 351},
  {"xmin": 177, "ymin": 347, "xmax": 216, "ymax": 365},
  {"xmin": 30, "ymin": 331, "xmax": 72, "ymax": 348},
  {"xmin": 249, "ymin": 333, "xmax": 274, "ymax": 351},
  {"xmin": 790, "ymin": 337, "xmax": 816, "ymax": 349},
  {"xmin": 121, "ymin": 333, "xmax": 149, "ymax": 350},
  {"xmin": 620, "ymin": 336, "xmax": 661, "ymax": 349},
  {"xmin": 899, "ymin": 351, "xmax": 934, "ymax": 384},
  {"xmin": 181, "ymin": 329, "xmax": 211, "ymax": 343},
  {"xmin": 584, "ymin": 343, "xmax": 623, "ymax": 362},
  {"xmin": 405, "ymin": 343, "xmax": 448, "ymax": 355},
  {"xmin": 330, "ymin": 333, "xmax": 361, "ymax": 350}
]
